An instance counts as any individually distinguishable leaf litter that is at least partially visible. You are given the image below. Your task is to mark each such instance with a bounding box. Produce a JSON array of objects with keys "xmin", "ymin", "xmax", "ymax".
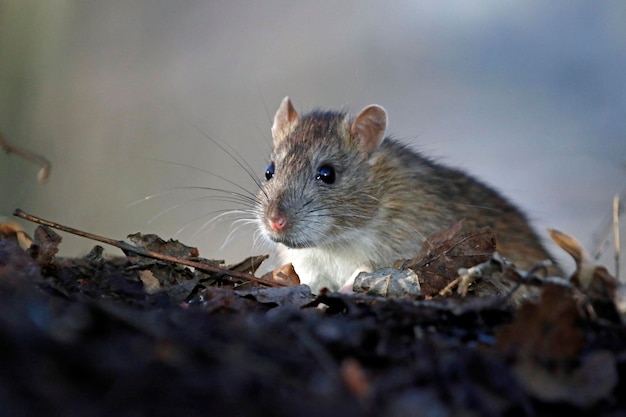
[{"xmin": 1, "ymin": 211, "xmax": 626, "ymax": 417}]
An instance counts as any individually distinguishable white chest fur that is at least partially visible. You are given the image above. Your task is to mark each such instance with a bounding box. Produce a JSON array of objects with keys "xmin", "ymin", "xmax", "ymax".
[{"xmin": 281, "ymin": 245, "xmax": 375, "ymax": 293}]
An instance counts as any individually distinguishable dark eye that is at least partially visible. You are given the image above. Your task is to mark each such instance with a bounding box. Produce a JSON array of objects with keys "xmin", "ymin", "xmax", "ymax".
[
  {"xmin": 265, "ymin": 163, "xmax": 275, "ymax": 180},
  {"xmin": 316, "ymin": 165, "xmax": 336, "ymax": 184}
]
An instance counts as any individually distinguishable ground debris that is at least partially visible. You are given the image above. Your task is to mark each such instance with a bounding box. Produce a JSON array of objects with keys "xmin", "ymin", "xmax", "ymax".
[
  {"xmin": 2, "ymin": 220, "xmax": 626, "ymax": 417},
  {"xmin": 353, "ymin": 267, "xmax": 421, "ymax": 297},
  {"xmin": 127, "ymin": 232, "xmax": 200, "ymax": 259},
  {"xmin": 396, "ymin": 221, "xmax": 497, "ymax": 296}
]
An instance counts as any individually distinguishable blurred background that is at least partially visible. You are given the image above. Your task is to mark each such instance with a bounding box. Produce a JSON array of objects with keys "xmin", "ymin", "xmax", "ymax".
[{"xmin": 1, "ymin": 0, "xmax": 624, "ymax": 277}]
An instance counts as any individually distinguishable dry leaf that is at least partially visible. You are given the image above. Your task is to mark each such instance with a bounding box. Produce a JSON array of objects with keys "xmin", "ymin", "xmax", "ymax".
[
  {"xmin": 0, "ymin": 220, "xmax": 33, "ymax": 249},
  {"xmin": 548, "ymin": 228, "xmax": 597, "ymax": 288},
  {"xmin": 226, "ymin": 254, "xmax": 269, "ymax": 275},
  {"xmin": 353, "ymin": 267, "xmax": 420, "ymax": 297},
  {"xmin": 260, "ymin": 263, "xmax": 301, "ymax": 286},
  {"xmin": 549, "ymin": 228, "xmax": 625, "ymax": 323},
  {"xmin": 28, "ymin": 226, "xmax": 61, "ymax": 267},
  {"xmin": 127, "ymin": 232, "xmax": 199, "ymax": 259},
  {"xmin": 235, "ymin": 285, "xmax": 314, "ymax": 308},
  {"xmin": 399, "ymin": 222, "xmax": 496, "ymax": 296},
  {"xmin": 138, "ymin": 269, "xmax": 161, "ymax": 293}
]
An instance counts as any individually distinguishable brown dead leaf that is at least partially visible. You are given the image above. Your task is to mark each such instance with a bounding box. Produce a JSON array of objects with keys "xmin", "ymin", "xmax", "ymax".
[
  {"xmin": 226, "ymin": 254, "xmax": 269, "ymax": 275},
  {"xmin": 28, "ymin": 226, "xmax": 61, "ymax": 267},
  {"xmin": 260, "ymin": 263, "xmax": 301, "ymax": 286},
  {"xmin": 198, "ymin": 286, "xmax": 275, "ymax": 314},
  {"xmin": 548, "ymin": 228, "xmax": 596, "ymax": 288},
  {"xmin": 138, "ymin": 269, "xmax": 161, "ymax": 293},
  {"xmin": 549, "ymin": 228, "xmax": 625, "ymax": 323},
  {"xmin": 423, "ymin": 219, "xmax": 465, "ymax": 250},
  {"xmin": 127, "ymin": 232, "xmax": 199, "ymax": 259},
  {"xmin": 0, "ymin": 221, "xmax": 33, "ymax": 249},
  {"xmin": 132, "ymin": 260, "xmax": 199, "ymax": 302},
  {"xmin": 235, "ymin": 285, "xmax": 314, "ymax": 308},
  {"xmin": 496, "ymin": 284, "xmax": 584, "ymax": 364},
  {"xmin": 398, "ymin": 222, "xmax": 496, "ymax": 296}
]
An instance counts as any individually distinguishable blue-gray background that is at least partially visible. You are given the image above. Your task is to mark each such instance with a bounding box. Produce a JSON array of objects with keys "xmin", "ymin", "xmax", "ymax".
[{"xmin": 1, "ymin": 1, "xmax": 624, "ymax": 276}]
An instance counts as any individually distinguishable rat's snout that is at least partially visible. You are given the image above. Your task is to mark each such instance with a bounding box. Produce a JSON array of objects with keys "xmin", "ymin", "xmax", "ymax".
[
  {"xmin": 269, "ymin": 212, "xmax": 287, "ymax": 231},
  {"xmin": 266, "ymin": 202, "xmax": 289, "ymax": 232}
]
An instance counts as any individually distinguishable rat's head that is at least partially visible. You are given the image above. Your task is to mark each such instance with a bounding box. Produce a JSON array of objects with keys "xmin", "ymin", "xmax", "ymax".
[{"xmin": 256, "ymin": 97, "xmax": 388, "ymax": 249}]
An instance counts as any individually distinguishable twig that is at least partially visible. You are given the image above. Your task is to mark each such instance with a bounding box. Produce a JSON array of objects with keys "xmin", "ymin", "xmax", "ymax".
[
  {"xmin": 592, "ymin": 187, "xmax": 626, "ymax": 260},
  {"xmin": 13, "ymin": 208, "xmax": 284, "ymax": 287},
  {"xmin": 0, "ymin": 131, "xmax": 51, "ymax": 182},
  {"xmin": 614, "ymin": 194, "xmax": 621, "ymax": 280}
]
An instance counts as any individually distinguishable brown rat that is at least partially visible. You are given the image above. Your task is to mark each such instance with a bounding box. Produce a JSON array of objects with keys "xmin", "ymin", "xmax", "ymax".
[{"xmin": 256, "ymin": 97, "xmax": 558, "ymax": 293}]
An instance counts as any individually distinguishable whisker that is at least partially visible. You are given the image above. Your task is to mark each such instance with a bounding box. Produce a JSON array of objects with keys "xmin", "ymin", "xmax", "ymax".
[
  {"xmin": 256, "ymin": 81, "xmax": 273, "ymax": 127},
  {"xmin": 126, "ymin": 188, "xmax": 185, "ymax": 209},
  {"xmin": 147, "ymin": 194, "xmax": 253, "ymax": 226},
  {"xmin": 173, "ymin": 186, "xmax": 260, "ymax": 206},
  {"xmin": 179, "ymin": 208, "xmax": 253, "ymax": 238},
  {"xmin": 218, "ymin": 218, "xmax": 259, "ymax": 250},
  {"xmin": 143, "ymin": 158, "xmax": 260, "ymax": 200},
  {"xmin": 181, "ymin": 120, "xmax": 265, "ymax": 192}
]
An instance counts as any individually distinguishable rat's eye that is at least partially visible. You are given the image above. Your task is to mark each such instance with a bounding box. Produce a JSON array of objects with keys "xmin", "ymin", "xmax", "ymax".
[
  {"xmin": 265, "ymin": 163, "xmax": 275, "ymax": 180},
  {"xmin": 316, "ymin": 165, "xmax": 336, "ymax": 184}
]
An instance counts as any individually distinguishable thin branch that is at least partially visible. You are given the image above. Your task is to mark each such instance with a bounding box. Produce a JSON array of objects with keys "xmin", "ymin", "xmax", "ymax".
[
  {"xmin": 592, "ymin": 187, "xmax": 626, "ymax": 260},
  {"xmin": 614, "ymin": 194, "xmax": 621, "ymax": 280},
  {"xmin": 0, "ymin": 131, "xmax": 51, "ymax": 182},
  {"xmin": 13, "ymin": 208, "xmax": 284, "ymax": 287}
]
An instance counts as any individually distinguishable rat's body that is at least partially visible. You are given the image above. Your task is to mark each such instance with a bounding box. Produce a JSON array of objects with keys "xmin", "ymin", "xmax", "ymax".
[{"xmin": 257, "ymin": 97, "xmax": 557, "ymax": 293}]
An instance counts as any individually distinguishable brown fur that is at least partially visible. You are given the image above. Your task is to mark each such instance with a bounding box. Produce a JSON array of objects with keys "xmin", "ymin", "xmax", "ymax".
[{"xmin": 257, "ymin": 98, "xmax": 560, "ymax": 292}]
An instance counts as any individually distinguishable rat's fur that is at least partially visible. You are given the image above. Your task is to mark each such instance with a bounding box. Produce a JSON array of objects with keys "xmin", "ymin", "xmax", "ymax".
[{"xmin": 257, "ymin": 97, "xmax": 557, "ymax": 293}]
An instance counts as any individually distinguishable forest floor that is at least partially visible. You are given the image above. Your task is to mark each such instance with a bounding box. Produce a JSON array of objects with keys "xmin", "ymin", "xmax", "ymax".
[{"xmin": 1, "ymin": 214, "xmax": 625, "ymax": 417}]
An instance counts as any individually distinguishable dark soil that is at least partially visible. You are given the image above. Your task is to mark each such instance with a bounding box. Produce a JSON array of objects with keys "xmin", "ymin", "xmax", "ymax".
[{"xmin": 1, "ymin": 224, "xmax": 625, "ymax": 417}]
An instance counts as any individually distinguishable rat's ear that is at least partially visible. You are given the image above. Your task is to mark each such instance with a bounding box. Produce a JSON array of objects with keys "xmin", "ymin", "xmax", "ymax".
[
  {"xmin": 350, "ymin": 105, "xmax": 387, "ymax": 154},
  {"xmin": 272, "ymin": 97, "xmax": 299, "ymax": 144}
]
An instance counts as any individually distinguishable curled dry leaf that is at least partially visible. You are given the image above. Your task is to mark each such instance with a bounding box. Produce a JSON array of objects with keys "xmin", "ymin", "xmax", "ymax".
[
  {"xmin": 127, "ymin": 232, "xmax": 199, "ymax": 259},
  {"xmin": 0, "ymin": 220, "xmax": 33, "ymax": 249},
  {"xmin": 260, "ymin": 262, "xmax": 301, "ymax": 287},
  {"xmin": 353, "ymin": 267, "xmax": 420, "ymax": 297},
  {"xmin": 548, "ymin": 228, "xmax": 597, "ymax": 288},
  {"xmin": 29, "ymin": 226, "xmax": 62, "ymax": 267},
  {"xmin": 226, "ymin": 254, "xmax": 270, "ymax": 275},
  {"xmin": 548, "ymin": 228, "xmax": 626, "ymax": 323},
  {"xmin": 138, "ymin": 269, "xmax": 161, "ymax": 293}
]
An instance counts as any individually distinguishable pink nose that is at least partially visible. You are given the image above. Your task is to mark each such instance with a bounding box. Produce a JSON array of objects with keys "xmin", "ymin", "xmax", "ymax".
[{"xmin": 269, "ymin": 214, "xmax": 287, "ymax": 231}]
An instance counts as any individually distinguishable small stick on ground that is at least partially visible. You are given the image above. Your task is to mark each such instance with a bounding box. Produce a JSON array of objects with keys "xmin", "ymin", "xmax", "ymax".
[
  {"xmin": 0, "ymin": 131, "xmax": 51, "ymax": 182},
  {"xmin": 13, "ymin": 209, "xmax": 284, "ymax": 287}
]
